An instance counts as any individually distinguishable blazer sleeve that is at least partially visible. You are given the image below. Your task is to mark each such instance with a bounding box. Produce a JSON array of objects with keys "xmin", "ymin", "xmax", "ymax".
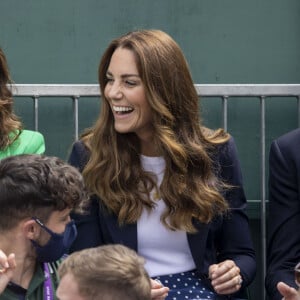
[
  {"xmin": 266, "ymin": 137, "xmax": 300, "ymax": 300},
  {"xmin": 68, "ymin": 141, "xmax": 104, "ymax": 252},
  {"xmin": 215, "ymin": 137, "xmax": 256, "ymax": 288}
]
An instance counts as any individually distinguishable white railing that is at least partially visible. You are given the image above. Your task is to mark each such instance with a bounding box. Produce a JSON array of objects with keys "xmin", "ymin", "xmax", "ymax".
[{"xmin": 12, "ymin": 83, "xmax": 300, "ymax": 300}]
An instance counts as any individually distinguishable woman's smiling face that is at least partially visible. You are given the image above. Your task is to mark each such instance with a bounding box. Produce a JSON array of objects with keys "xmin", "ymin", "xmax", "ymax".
[{"xmin": 104, "ymin": 47, "xmax": 153, "ymax": 141}]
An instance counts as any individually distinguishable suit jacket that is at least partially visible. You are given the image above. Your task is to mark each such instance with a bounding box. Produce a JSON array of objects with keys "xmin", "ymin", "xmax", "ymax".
[
  {"xmin": 0, "ymin": 130, "xmax": 45, "ymax": 159},
  {"xmin": 266, "ymin": 128, "xmax": 300, "ymax": 300},
  {"xmin": 68, "ymin": 137, "xmax": 256, "ymax": 297}
]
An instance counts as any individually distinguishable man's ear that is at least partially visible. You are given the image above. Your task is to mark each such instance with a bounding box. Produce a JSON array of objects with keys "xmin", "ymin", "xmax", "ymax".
[{"xmin": 23, "ymin": 219, "xmax": 40, "ymax": 240}]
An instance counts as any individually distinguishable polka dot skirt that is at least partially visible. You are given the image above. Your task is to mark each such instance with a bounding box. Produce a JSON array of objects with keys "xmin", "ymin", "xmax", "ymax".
[{"xmin": 153, "ymin": 270, "xmax": 216, "ymax": 300}]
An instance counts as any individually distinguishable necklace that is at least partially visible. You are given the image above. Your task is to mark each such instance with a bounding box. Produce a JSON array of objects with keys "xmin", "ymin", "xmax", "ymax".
[{"xmin": 153, "ymin": 189, "xmax": 161, "ymax": 201}]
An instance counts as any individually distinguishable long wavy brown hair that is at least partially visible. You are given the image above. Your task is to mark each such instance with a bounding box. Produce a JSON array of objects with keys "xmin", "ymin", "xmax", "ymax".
[
  {"xmin": 81, "ymin": 30, "xmax": 231, "ymax": 232},
  {"xmin": 0, "ymin": 48, "xmax": 22, "ymax": 150}
]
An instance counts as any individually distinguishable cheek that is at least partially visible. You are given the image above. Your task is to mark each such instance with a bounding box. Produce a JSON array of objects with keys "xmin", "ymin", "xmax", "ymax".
[
  {"xmin": 47, "ymin": 222, "xmax": 67, "ymax": 235},
  {"xmin": 133, "ymin": 92, "xmax": 149, "ymax": 110},
  {"xmin": 38, "ymin": 230, "xmax": 51, "ymax": 246},
  {"xmin": 56, "ymin": 282, "xmax": 69, "ymax": 300},
  {"xmin": 141, "ymin": 102, "xmax": 153, "ymax": 122},
  {"xmin": 56, "ymin": 285, "xmax": 63, "ymax": 299},
  {"xmin": 103, "ymin": 85, "xmax": 110, "ymax": 99},
  {"xmin": 57, "ymin": 275, "xmax": 81, "ymax": 300}
]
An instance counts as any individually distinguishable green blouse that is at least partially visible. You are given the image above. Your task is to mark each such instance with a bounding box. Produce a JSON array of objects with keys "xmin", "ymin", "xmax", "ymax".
[{"xmin": 0, "ymin": 130, "xmax": 45, "ymax": 159}]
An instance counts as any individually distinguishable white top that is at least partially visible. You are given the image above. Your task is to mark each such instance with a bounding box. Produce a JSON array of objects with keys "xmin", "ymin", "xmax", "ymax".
[{"xmin": 137, "ymin": 155, "xmax": 196, "ymax": 277}]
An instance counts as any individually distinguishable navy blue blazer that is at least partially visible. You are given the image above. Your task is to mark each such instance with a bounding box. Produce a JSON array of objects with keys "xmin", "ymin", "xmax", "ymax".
[
  {"xmin": 266, "ymin": 128, "xmax": 300, "ymax": 300},
  {"xmin": 68, "ymin": 137, "xmax": 256, "ymax": 297}
]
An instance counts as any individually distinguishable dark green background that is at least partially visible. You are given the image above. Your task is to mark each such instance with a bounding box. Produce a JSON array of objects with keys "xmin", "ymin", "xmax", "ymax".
[{"xmin": 1, "ymin": 1, "xmax": 300, "ymax": 298}]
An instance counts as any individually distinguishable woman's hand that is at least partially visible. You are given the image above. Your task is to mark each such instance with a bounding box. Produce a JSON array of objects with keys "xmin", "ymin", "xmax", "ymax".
[
  {"xmin": 150, "ymin": 278, "xmax": 169, "ymax": 300},
  {"xmin": 277, "ymin": 282, "xmax": 300, "ymax": 300},
  {"xmin": 209, "ymin": 260, "xmax": 242, "ymax": 295},
  {"xmin": 0, "ymin": 251, "xmax": 16, "ymax": 294}
]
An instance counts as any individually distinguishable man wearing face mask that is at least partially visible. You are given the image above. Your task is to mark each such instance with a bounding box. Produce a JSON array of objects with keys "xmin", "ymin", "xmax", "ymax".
[{"xmin": 0, "ymin": 154, "xmax": 88, "ymax": 300}]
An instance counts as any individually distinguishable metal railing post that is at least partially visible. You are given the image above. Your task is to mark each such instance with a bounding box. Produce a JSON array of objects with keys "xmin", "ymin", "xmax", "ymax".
[
  {"xmin": 260, "ymin": 95, "xmax": 266, "ymax": 300},
  {"xmin": 222, "ymin": 96, "xmax": 228, "ymax": 131},
  {"xmin": 297, "ymin": 96, "xmax": 300, "ymax": 128},
  {"xmin": 32, "ymin": 96, "xmax": 39, "ymax": 131},
  {"xmin": 72, "ymin": 96, "xmax": 79, "ymax": 141}
]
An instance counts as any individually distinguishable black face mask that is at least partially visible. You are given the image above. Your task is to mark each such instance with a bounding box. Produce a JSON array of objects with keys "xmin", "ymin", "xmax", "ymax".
[{"xmin": 31, "ymin": 217, "xmax": 77, "ymax": 262}]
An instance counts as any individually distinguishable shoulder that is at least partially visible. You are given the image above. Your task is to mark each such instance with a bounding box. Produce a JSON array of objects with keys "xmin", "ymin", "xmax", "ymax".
[
  {"xmin": 5, "ymin": 130, "xmax": 45, "ymax": 155},
  {"xmin": 271, "ymin": 128, "xmax": 300, "ymax": 153},
  {"xmin": 270, "ymin": 128, "xmax": 300, "ymax": 164},
  {"xmin": 202, "ymin": 127, "xmax": 236, "ymax": 163},
  {"xmin": 68, "ymin": 140, "xmax": 90, "ymax": 170},
  {"xmin": 19, "ymin": 130, "xmax": 45, "ymax": 154},
  {"xmin": 210, "ymin": 136, "xmax": 245, "ymax": 187},
  {"xmin": 69, "ymin": 140, "xmax": 89, "ymax": 158},
  {"xmin": 19, "ymin": 129, "xmax": 44, "ymax": 142},
  {"xmin": 213, "ymin": 135, "xmax": 238, "ymax": 165}
]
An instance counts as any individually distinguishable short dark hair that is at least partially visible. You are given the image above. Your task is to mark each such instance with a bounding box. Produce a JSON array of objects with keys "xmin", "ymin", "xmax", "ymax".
[{"xmin": 0, "ymin": 154, "xmax": 88, "ymax": 230}]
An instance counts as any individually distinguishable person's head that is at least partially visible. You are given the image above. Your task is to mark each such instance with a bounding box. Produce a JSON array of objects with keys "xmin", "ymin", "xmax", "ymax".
[
  {"xmin": 57, "ymin": 244, "xmax": 151, "ymax": 300},
  {"xmin": 0, "ymin": 154, "xmax": 88, "ymax": 262},
  {"xmin": 96, "ymin": 29, "xmax": 201, "ymax": 144},
  {"xmin": 0, "ymin": 47, "xmax": 22, "ymax": 149}
]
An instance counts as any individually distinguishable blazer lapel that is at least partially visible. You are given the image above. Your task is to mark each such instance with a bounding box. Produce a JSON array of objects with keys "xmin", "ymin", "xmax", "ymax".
[
  {"xmin": 187, "ymin": 220, "xmax": 210, "ymax": 270},
  {"xmin": 103, "ymin": 211, "xmax": 138, "ymax": 251}
]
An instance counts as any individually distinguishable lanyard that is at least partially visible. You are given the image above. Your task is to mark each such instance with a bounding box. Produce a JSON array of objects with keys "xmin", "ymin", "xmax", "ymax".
[
  {"xmin": 43, "ymin": 263, "xmax": 54, "ymax": 300},
  {"xmin": 6, "ymin": 263, "xmax": 54, "ymax": 300}
]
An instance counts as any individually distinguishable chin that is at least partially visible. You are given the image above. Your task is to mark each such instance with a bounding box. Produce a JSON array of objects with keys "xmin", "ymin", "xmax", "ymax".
[{"xmin": 114, "ymin": 126, "xmax": 131, "ymax": 134}]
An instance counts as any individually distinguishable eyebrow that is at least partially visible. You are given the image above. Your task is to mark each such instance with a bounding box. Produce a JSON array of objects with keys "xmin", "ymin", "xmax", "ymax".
[{"xmin": 106, "ymin": 71, "xmax": 140, "ymax": 79}]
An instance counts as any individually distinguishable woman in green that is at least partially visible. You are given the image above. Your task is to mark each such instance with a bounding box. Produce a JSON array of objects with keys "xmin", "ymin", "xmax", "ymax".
[{"xmin": 0, "ymin": 47, "xmax": 45, "ymax": 159}]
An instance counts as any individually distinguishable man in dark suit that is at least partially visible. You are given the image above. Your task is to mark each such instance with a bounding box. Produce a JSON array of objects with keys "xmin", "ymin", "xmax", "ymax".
[{"xmin": 266, "ymin": 128, "xmax": 300, "ymax": 300}]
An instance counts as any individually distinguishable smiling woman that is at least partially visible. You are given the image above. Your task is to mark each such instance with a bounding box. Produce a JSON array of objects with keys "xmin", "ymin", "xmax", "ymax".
[
  {"xmin": 68, "ymin": 29, "xmax": 256, "ymax": 300},
  {"xmin": 104, "ymin": 47, "xmax": 152, "ymax": 142}
]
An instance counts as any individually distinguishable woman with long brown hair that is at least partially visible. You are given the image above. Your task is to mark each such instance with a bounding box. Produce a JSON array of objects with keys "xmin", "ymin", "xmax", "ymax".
[
  {"xmin": 0, "ymin": 48, "xmax": 45, "ymax": 159},
  {"xmin": 69, "ymin": 30, "xmax": 256, "ymax": 300}
]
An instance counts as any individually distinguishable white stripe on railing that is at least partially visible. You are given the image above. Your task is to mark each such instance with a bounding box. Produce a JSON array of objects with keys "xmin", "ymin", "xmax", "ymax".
[{"xmin": 11, "ymin": 83, "xmax": 300, "ymax": 96}]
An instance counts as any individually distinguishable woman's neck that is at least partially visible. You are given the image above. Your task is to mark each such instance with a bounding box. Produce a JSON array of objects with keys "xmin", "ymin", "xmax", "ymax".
[
  {"xmin": 137, "ymin": 130, "xmax": 161, "ymax": 157},
  {"xmin": 140, "ymin": 139, "xmax": 160, "ymax": 157}
]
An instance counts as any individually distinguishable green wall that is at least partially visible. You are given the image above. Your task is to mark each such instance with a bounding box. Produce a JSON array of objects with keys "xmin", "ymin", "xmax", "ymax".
[
  {"xmin": 1, "ymin": 1, "xmax": 300, "ymax": 298},
  {"xmin": 2, "ymin": 0, "xmax": 299, "ymax": 203}
]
